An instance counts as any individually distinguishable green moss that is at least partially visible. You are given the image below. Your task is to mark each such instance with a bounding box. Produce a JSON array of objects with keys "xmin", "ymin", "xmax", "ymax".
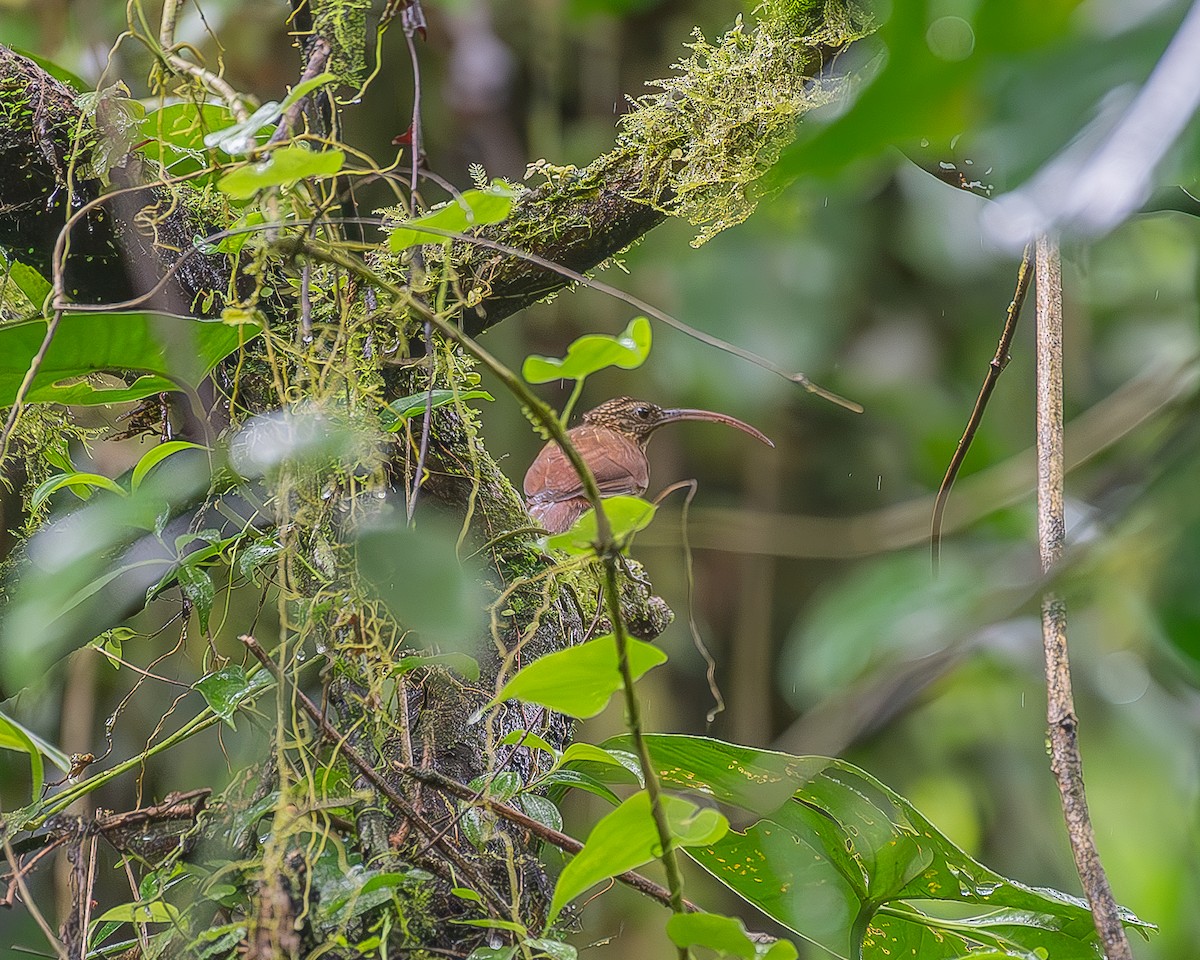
[
  {"xmin": 616, "ymin": 2, "xmax": 875, "ymax": 245},
  {"xmin": 312, "ymin": 0, "xmax": 372, "ymax": 85}
]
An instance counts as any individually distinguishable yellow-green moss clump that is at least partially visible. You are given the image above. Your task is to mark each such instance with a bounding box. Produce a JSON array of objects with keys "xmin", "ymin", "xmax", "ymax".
[{"xmin": 618, "ymin": 0, "xmax": 875, "ymax": 245}]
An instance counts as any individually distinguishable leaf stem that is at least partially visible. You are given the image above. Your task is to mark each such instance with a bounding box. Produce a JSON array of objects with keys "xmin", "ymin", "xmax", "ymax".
[{"xmin": 600, "ymin": 553, "xmax": 688, "ymax": 954}]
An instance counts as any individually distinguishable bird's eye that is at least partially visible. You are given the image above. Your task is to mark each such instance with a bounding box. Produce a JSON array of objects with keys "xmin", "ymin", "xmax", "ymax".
[{"xmin": 635, "ymin": 406, "xmax": 652, "ymax": 419}]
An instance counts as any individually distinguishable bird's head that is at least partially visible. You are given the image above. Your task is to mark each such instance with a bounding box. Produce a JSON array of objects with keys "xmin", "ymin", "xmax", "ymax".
[{"xmin": 580, "ymin": 396, "xmax": 773, "ymax": 448}]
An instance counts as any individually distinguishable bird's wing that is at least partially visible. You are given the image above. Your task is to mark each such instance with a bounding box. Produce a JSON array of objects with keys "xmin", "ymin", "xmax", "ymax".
[{"xmin": 523, "ymin": 426, "xmax": 649, "ymax": 503}]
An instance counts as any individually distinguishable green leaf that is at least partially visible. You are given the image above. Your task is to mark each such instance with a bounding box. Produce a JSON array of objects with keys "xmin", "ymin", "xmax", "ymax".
[
  {"xmin": 30, "ymin": 472, "xmax": 126, "ymax": 510},
  {"xmin": 176, "ymin": 563, "xmax": 215, "ymax": 633},
  {"xmin": 356, "ymin": 516, "xmax": 485, "ymax": 644},
  {"xmin": 514, "ymin": 794, "xmax": 563, "ymax": 834},
  {"xmin": 0, "ymin": 710, "xmax": 71, "ymax": 776},
  {"xmin": 614, "ymin": 735, "xmax": 1152, "ymax": 959},
  {"xmin": 141, "ymin": 103, "xmax": 248, "ymax": 177},
  {"xmin": 524, "ymin": 938, "xmax": 578, "ymax": 960},
  {"xmin": 543, "ymin": 495, "xmax": 656, "ymax": 554},
  {"xmin": 203, "ymin": 101, "xmax": 284, "ymax": 156},
  {"xmin": 280, "ymin": 71, "xmax": 338, "ymax": 110},
  {"xmin": 382, "ymin": 389, "xmax": 494, "ymax": 430},
  {"xmin": 667, "ymin": 912, "xmax": 797, "ymax": 960},
  {"xmin": 388, "ymin": 182, "xmax": 518, "ymax": 250},
  {"xmin": 217, "ymin": 145, "xmax": 345, "ymax": 198},
  {"xmin": 454, "ymin": 918, "xmax": 527, "ymax": 934},
  {"xmin": 238, "ymin": 536, "xmax": 283, "ymax": 583},
  {"xmin": 547, "ymin": 790, "xmax": 728, "ymax": 923},
  {"xmin": 498, "ymin": 728, "xmax": 559, "ymax": 755},
  {"xmin": 4, "ymin": 257, "xmax": 52, "ymax": 306},
  {"xmin": 131, "ymin": 441, "xmax": 209, "ymax": 491},
  {"xmin": 538, "ymin": 769, "xmax": 624, "ymax": 807},
  {"xmin": 11, "ymin": 48, "xmax": 89, "ymax": 91},
  {"xmin": 494, "ymin": 633, "xmax": 667, "ymax": 719},
  {"xmin": 0, "ymin": 312, "xmax": 259, "ymax": 406},
  {"xmin": 94, "ymin": 900, "xmax": 181, "ymax": 924},
  {"xmin": 94, "ymin": 627, "xmax": 134, "ymax": 669},
  {"xmin": 466, "ymin": 948, "xmax": 517, "ymax": 960},
  {"xmin": 483, "ymin": 771, "xmax": 522, "ymax": 803},
  {"xmin": 557, "ymin": 742, "xmax": 636, "ymax": 771},
  {"xmin": 193, "ymin": 666, "xmax": 271, "ymax": 730},
  {"xmin": 522, "ymin": 316, "xmax": 652, "ymax": 383},
  {"xmin": 0, "ymin": 710, "xmax": 45, "ymax": 803},
  {"xmin": 392, "ymin": 653, "xmax": 481, "ymax": 681}
]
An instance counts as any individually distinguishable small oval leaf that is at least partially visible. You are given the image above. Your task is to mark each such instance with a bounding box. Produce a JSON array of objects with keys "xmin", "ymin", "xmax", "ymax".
[{"xmin": 494, "ymin": 633, "xmax": 666, "ymax": 719}]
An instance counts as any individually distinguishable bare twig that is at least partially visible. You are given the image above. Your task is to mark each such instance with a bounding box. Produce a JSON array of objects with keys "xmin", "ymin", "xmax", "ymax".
[
  {"xmin": 1035, "ymin": 236, "xmax": 1134, "ymax": 960},
  {"xmin": 0, "ymin": 828, "xmax": 67, "ymax": 959},
  {"xmin": 931, "ymin": 243, "xmax": 1034, "ymax": 573},
  {"xmin": 157, "ymin": 0, "xmax": 250, "ymax": 123},
  {"xmin": 268, "ymin": 38, "xmax": 333, "ymax": 145}
]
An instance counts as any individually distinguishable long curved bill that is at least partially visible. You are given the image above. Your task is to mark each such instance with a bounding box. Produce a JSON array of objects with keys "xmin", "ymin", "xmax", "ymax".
[{"xmin": 659, "ymin": 408, "xmax": 774, "ymax": 447}]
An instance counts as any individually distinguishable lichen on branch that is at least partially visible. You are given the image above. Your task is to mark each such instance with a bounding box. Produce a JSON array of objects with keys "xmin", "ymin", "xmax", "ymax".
[{"xmin": 618, "ymin": 0, "xmax": 875, "ymax": 245}]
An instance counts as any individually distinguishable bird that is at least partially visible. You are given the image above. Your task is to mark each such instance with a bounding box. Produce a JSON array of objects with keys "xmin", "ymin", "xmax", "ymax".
[{"xmin": 523, "ymin": 396, "xmax": 774, "ymax": 534}]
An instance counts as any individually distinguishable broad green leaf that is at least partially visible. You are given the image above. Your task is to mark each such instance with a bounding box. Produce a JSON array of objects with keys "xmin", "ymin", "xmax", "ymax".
[
  {"xmin": 514, "ymin": 794, "xmax": 563, "ymax": 833},
  {"xmin": 494, "ymin": 633, "xmax": 667, "ymax": 719},
  {"xmin": 479, "ymin": 771, "xmax": 522, "ymax": 803},
  {"xmin": 238, "ymin": 536, "xmax": 282, "ymax": 583},
  {"xmin": 547, "ymin": 790, "xmax": 728, "ymax": 923},
  {"xmin": 611, "ymin": 735, "xmax": 1151, "ymax": 959},
  {"xmin": 176, "ymin": 563, "xmax": 215, "ymax": 633},
  {"xmin": 382, "ymin": 388, "xmax": 494, "ymax": 430},
  {"xmin": 667, "ymin": 912, "xmax": 798, "ymax": 960},
  {"xmin": 557, "ymin": 744, "xmax": 643, "ymax": 787},
  {"xmin": 11, "ymin": 48, "xmax": 89, "ymax": 91},
  {"xmin": 865, "ymin": 904, "xmax": 1104, "ymax": 960},
  {"xmin": 524, "ymin": 938, "xmax": 577, "ymax": 960},
  {"xmin": 0, "ymin": 312, "xmax": 259, "ymax": 406},
  {"xmin": 356, "ymin": 516, "xmax": 484, "ymax": 644},
  {"xmin": 3, "ymin": 257, "xmax": 51, "ymax": 306},
  {"xmin": 218, "ymin": 145, "xmax": 345, "ymax": 198},
  {"xmin": 543, "ymin": 495, "xmax": 656, "ymax": 553},
  {"xmin": 538, "ymin": 768, "xmax": 624, "ymax": 807},
  {"xmin": 522, "ymin": 316, "xmax": 652, "ymax": 383},
  {"xmin": 30, "ymin": 472, "xmax": 126, "ymax": 510},
  {"xmin": 0, "ymin": 710, "xmax": 71, "ymax": 775},
  {"xmin": 388, "ymin": 182, "xmax": 518, "ymax": 250},
  {"xmin": 0, "ymin": 710, "xmax": 45, "ymax": 803},
  {"xmin": 141, "ymin": 103, "xmax": 247, "ymax": 177},
  {"xmin": 194, "ymin": 666, "xmax": 272, "ymax": 729},
  {"xmin": 94, "ymin": 900, "xmax": 181, "ymax": 924},
  {"xmin": 557, "ymin": 742, "xmax": 637, "ymax": 772},
  {"xmin": 131, "ymin": 441, "xmax": 209, "ymax": 491},
  {"xmin": 391, "ymin": 652, "xmax": 481, "ymax": 681}
]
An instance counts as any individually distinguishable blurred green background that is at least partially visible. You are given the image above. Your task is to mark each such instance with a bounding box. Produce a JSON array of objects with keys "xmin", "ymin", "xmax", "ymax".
[{"xmin": 2, "ymin": 0, "xmax": 1199, "ymax": 956}]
